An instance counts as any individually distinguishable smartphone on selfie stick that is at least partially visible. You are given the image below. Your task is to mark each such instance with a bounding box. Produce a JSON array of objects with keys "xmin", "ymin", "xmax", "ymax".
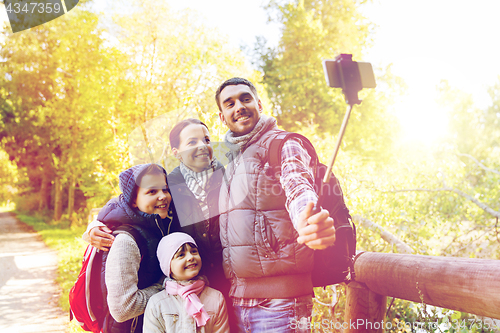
[{"xmin": 312, "ymin": 54, "xmax": 376, "ymax": 216}]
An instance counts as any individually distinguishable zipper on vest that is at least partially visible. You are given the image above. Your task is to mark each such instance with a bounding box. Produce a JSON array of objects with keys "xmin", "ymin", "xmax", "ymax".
[
  {"xmin": 167, "ymin": 216, "xmax": 173, "ymax": 235},
  {"xmin": 155, "ymin": 217, "xmax": 165, "ymax": 237}
]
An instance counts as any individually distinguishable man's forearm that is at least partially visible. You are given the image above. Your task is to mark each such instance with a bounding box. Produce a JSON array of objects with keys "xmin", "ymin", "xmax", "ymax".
[{"xmin": 279, "ymin": 138, "xmax": 317, "ymax": 228}]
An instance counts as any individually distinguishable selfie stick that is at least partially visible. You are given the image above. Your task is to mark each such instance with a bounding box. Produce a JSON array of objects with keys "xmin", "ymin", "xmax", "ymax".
[
  {"xmin": 313, "ymin": 104, "xmax": 355, "ymax": 213},
  {"xmin": 322, "ymin": 104, "xmax": 353, "ymax": 181},
  {"xmin": 313, "ymin": 54, "xmax": 375, "ymax": 213}
]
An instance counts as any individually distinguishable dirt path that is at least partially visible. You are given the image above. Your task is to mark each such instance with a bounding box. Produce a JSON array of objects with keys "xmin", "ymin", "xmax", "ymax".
[{"xmin": 0, "ymin": 212, "xmax": 68, "ymax": 333}]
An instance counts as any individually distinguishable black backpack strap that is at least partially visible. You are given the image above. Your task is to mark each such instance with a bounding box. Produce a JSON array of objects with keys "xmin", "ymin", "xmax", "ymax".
[
  {"xmin": 114, "ymin": 224, "xmax": 149, "ymax": 257},
  {"xmin": 268, "ymin": 132, "xmax": 319, "ymax": 176},
  {"xmin": 268, "ymin": 132, "xmax": 288, "ymax": 171},
  {"xmin": 269, "ymin": 132, "xmax": 352, "ymax": 222}
]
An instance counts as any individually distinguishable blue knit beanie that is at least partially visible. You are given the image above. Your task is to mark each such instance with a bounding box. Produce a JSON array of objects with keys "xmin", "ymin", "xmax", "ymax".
[{"xmin": 119, "ymin": 163, "xmax": 166, "ymax": 205}]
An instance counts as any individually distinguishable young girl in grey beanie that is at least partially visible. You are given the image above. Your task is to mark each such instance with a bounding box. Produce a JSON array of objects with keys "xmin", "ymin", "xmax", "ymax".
[{"xmin": 143, "ymin": 232, "xmax": 229, "ymax": 333}]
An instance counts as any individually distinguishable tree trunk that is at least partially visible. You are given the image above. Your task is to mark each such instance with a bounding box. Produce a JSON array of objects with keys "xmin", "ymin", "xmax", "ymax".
[
  {"xmin": 67, "ymin": 175, "xmax": 75, "ymax": 215},
  {"xmin": 67, "ymin": 174, "xmax": 76, "ymax": 227},
  {"xmin": 38, "ymin": 177, "xmax": 51, "ymax": 211},
  {"xmin": 53, "ymin": 176, "xmax": 62, "ymax": 221}
]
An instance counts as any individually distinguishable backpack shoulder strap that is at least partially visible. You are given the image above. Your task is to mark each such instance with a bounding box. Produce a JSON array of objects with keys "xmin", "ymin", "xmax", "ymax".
[
  {"xmin": 268, "ymin": 132, "xmax": 319, "ymax": 173},
  {"xmin": 114, "ymin": 224, "xmax": 149, "ymax": 257}
]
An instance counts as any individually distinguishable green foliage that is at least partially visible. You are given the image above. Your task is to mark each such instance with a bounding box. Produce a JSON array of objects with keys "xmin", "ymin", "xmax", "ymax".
[
  {"xmin": 0, "ymin": 1, "xmax": 253, "ymax": 221},
  {"xmin": 0, "ymin": 7, "xmax": 127, "ymax": 219},
  {"xmin": 438, "ymin": 79, "xmax": 500, "ymax": 158},
  {"xmin": 104, "ymin": 0, "xmax": 253, "ymax": 166},
  {"xmin": 311, "ymin": 285, "xmax": 347, "ymax": 332},
  {"xmin": 256, "ymin": 0, "xmax": 401, "ymax": 160},
  {"xmin": 305, "ymin": 79, "xmax": 500, "ymax": 326},
  {"xmin": 385, "ymin": 299, "xmax": 499, "ymax": 333}
]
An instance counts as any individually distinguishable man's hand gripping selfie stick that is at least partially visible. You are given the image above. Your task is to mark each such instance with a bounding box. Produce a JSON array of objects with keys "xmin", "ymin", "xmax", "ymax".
[{"xmin": 312, "ymin": 54, "xmax": 376, "ymax": 216}]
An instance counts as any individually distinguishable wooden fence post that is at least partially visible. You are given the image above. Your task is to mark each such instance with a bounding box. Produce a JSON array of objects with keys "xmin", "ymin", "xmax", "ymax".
[{"xmin": 345, "ymin": 281, "xmax": 387, "ymax": 333}]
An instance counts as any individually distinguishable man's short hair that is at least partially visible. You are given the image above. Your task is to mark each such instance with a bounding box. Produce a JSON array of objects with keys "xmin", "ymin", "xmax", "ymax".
[{"xmin": 215, "ymin": 77, "xmax": 259, "ymax": 111}]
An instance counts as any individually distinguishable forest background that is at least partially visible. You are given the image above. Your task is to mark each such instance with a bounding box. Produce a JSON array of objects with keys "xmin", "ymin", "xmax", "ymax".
[{"xmin": 0, "ymin": 0, "xmax": 499, "ymax": 331}]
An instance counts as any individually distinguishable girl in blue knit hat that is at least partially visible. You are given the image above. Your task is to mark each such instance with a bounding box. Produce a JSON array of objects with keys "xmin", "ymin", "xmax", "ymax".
[{"xmin": 87, "ymin": 163, "xmax": 178, "ymax": 333}]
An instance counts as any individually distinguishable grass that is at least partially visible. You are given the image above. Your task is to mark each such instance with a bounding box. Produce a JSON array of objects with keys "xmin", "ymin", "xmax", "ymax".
[{"xmin": 12, "ymin": 210, "xmax": 88, "ymax": 333}]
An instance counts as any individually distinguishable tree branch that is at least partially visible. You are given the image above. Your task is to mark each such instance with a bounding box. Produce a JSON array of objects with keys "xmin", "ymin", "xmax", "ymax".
[
  {"xmin": 450, "ymin": 227, "xmax": 495, "ymax": 257},
  {"xmin": 352, "ymin": 215, "xmax": 414, "ymax": 254},
  {"xmin": 457, "ymin": 153, "xmax": 500, "ymax": 176},
  {"xmin": 390, "ymin": 188, "xmax": 500, "ymax": 219}
]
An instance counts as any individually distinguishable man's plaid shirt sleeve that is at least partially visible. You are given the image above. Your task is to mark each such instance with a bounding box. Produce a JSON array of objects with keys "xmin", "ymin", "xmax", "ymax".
[{"xmin": 279, "ymin": 138, "xmax": 318, "ymax": 229}]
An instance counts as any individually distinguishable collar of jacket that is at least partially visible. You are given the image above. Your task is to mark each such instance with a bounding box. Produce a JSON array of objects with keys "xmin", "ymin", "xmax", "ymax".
[{"xmin": 104, "ymin": 194, "xmax": 171, "ymax": 236}]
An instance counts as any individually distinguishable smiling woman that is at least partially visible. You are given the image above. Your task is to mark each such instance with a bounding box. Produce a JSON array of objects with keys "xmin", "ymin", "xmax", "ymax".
[{"xmin": 171, "ymin": 123, "xmax": 214, "ymax": 173}]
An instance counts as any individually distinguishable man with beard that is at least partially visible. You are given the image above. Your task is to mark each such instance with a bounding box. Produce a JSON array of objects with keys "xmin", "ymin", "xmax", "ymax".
[{"xmin": 216, "ymin": 77, "xmax": 336, "ymax": 333}]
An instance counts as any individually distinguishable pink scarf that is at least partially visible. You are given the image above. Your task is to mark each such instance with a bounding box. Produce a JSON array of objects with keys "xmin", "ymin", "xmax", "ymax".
[{"xmin": 165, "ymin": 280, "xmax": 210, "ymax": 327}]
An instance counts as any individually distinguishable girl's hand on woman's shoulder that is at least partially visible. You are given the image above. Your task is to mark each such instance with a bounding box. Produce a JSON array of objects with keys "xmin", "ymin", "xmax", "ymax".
[{"xmin": 89, "ymin": 226, "xmax": 115, "ymax": 251}]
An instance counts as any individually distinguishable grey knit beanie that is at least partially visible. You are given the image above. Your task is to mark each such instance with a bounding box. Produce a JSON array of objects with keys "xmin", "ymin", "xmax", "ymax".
[{"xmin": 119, "ymin": 163, "xmax": 164, "ymax": 205}]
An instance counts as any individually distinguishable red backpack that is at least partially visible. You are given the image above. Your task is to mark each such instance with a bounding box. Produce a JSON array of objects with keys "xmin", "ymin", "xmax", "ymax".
[
  {"xmin": 69, "ymin": 225, "xmax": 147, "ymax": 333},
  {"xmin": 69, "ymin": 244, "xmax": 103, "ymax": 332}
]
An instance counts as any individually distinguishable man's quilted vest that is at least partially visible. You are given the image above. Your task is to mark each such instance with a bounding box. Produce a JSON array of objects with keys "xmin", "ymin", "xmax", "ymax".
[{"xmin": 219, "ymin": 127, "xmax": 314, "ymax": 299}]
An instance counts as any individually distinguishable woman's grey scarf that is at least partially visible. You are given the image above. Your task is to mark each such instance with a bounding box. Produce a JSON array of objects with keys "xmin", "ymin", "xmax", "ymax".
[
  {"xmin": 224, "ymin": 114, "xmax": 277, "ymax": 160},
  {"xmin": 179, "ymin": 160, "xmax": 216, "ymax": 220}
]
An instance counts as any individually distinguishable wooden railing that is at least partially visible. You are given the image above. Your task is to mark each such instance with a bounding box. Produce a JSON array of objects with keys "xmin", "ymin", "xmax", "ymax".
[{"xmin": 344, "ymin": 252, "xmax": 500, "ymax": 332}]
